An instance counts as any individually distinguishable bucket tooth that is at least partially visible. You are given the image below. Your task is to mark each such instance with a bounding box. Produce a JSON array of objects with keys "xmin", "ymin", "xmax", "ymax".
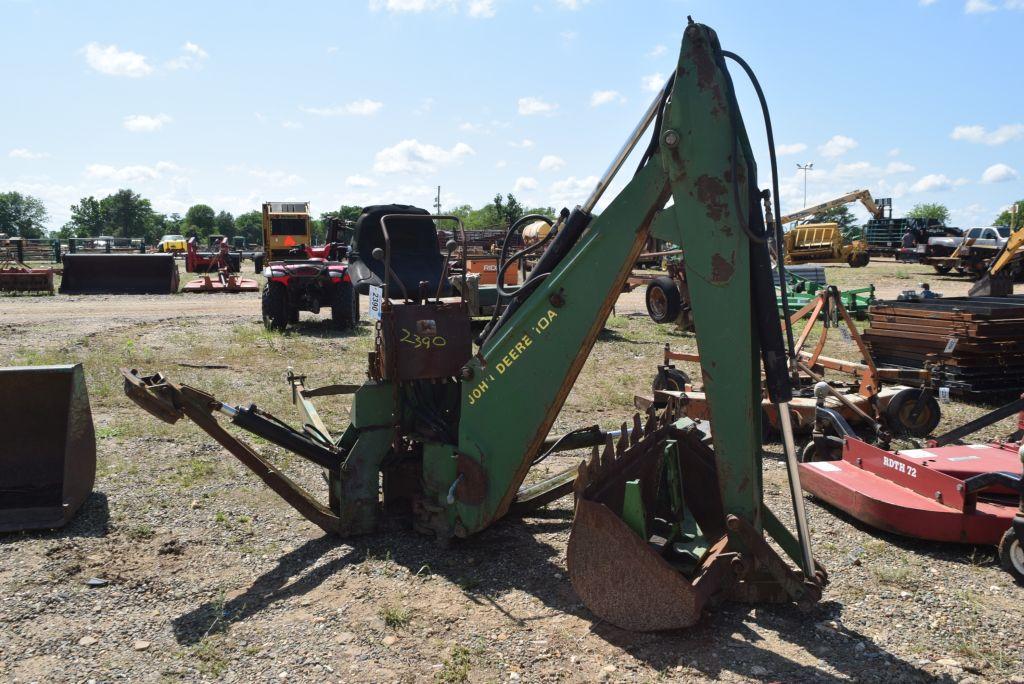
[
  {"xmin": 600, "ymin": 435, "xmax": 615, "ymax": 473},
  {"xmin": 644, "ymin": 407, "xmax": 656, "ymax": 435},
  {"xmin": 631, "ymin": 413, "xmax": 643, "ymax": 445},
  {"xmin": 616, "ymin": 423, "xmax": 629, "ymax": 455}
]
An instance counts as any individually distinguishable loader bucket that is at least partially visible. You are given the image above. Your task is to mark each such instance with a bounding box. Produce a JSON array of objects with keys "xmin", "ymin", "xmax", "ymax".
[
  {"xmin": 59, "ymin": 254, "xmax": 179, "ymax": 294},
  {"xmin": 0, "ymin": 364, "xmax": 96, "ymax": 532},
  {"xmin": 968, "ymin": 271, "xmax": 1013, "ymax": 298}
]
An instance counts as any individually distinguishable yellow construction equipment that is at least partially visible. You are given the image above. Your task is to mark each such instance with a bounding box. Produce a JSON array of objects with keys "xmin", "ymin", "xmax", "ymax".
[{"xmin": 783, "ymin": 223, "xmax": 870, "ymax": 267}]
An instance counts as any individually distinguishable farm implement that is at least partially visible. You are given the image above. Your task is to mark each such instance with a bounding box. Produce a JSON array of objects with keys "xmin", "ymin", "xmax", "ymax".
[
  {"xmin": 59, "ymin": 253, "xmax": 179, "ymax": 294},
  {"xmin": 183, "ymin": 237, "xmax": 258, "ymax": 293},
  {"xmin": 0, "ymin": 257, "xmax": 54, "ymax": 294},
  {"xmin": 123, "ymin": 20, "xmax": 829, "ymax": 630},
  {"xmin": 800, "ymin": 393, "xmax": 1024, "ymax": 580}
]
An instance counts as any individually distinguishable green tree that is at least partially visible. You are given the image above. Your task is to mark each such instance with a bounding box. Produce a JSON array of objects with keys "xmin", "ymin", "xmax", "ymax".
[
  {"xmin": 98, "ymin": 189, "xmax": 155, "ymax": 239},
  {"xmin": 66, "ymin": 196, "xmax": 105, "ymax": 237},
  {"xmin": 235, "ymin": 210, "xmax": 263, "ymax": 246},
  {"xmin": 184, "ymin": 204, "xmax": 216, "ymax": 237},
  {"xmin": 994, "ymin": 200, "xmax": 1024, "ymax": 228},
  {"xmin": 320, "ymin": 205, "xmax": 363, "ymax": 224},
  {"xmin": 0, "ymin": 191, "xmax": 49, "ymax": 238},
  {"xmin": 214, "ymin": 210, "xmax": 235, "ymax": 236},
  {"xmin": 492, "ymin": 193, "xmax": 525, "ymax": 227},
  {"xmin": 906, "ymin": 203, "xmax": 950, "ymax": 224}
]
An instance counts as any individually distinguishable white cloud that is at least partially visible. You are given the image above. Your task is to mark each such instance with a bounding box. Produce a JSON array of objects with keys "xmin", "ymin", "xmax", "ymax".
[
  {"xmin": 300, "ymin": 99, "xmax": 383, "ymax": 117},
  {"xmin": 550, "ymin": 175, "xmax": 598, "ymax": 207},
  {"xmin": 122, "ymin": 113, "xmax": 172, "ymax": 132},
  {"xmin": 641, "ymin": 73, "xmax": 664, "ymax": 93},
  {"xmin": 965, "ymin": 0, "xmax": 997, "ymax": 12},
  {"xmin": 228, "ymin": 165, "xmax": 305, "ymax": 187},
  {"xmin": 8, "ymin": 148, "xmax": 49, "ymax": 160},
  {"xmin": 326, "ymin": 46, "xmax": 339, "ymax": 54},
  {"xmin": 82, "ymin": 43, "xmax": 152, "ymax": 78},
  {"xmin": 981, "ymin": 163, "xmax": 1018, "ymax": 183},
  {"xmin": 85, "ymin": 161, "xmax": 180, "ymax": 183},
  {"xmin": 369, "ymin": 0, "xmax": 456, "ymax": 12},
  {"xmin": 647, "ymin": 45, "xmax": 666, "ymax": 58},
  {"xmin": 509, "ymin": 138, "xmax": 535, "ymax": 148},
  {"xmin": 166, "ymin": 42, "xmax": 208, "ymax": 71},
  {"xmin": 919, "ymin": 0, "xmax": 937, "ymax": 5},
  {"xmin": 950, "ymin": 123, "xmax": 1024, "ymax": 145},
  {"xmin": 555, "ymin": 0, "xmax": 590, "ymax": 9},
  {"xmin": 518, "ymin": 96, "xmax": 557, "ymax": 115},
  {"xmin": 373, "ymin": 139, "xmax": 475, "ymax": 174},
  {"xmin": 776, "ymin": 143, "xmax": 807, "ymax": 156},
  {"xmin": 910, "ymin": 173, "xmax": 968, "ymax": 193},
  {"xmin": 538, "ymin": 155, "xmax": 566, "ymax": 172},
  {"xmin": 413, "ymin": 97, "xmax": 435, "ymax": 115},
  {"xmin": 514, "ymin": 176, "xmax": 538, "ymax": 192},
  {"xmin": 590, "ymin": 90, "xmax": 624, "ymax": 107},
  {"xmin": 819, "ymin": 135, "xmax": 858, "ymax": 158},
  {"xmin": 889, "ymin": 148, "xmax": 901, "ymax": 156},
  {"xmin": 885, "ymin": 161, "xmax": 915, "ymax": 174},
  {"xmin": 560, "ymin": 30, "xmax": 577, "ymax": 41},
  {"xmin": 346, "ymin": 174, "xmax": 377, "ymax": 187},
  {"xmin": 467, "ymin": 0, "xmax": 496, "ymax": 17},
  {"xmin": 281, "ymin": 120, "xmax": 302, "ymax": 129},
  {"xmin": 495, "ymin": 160, "xmax": 507, "ymax": 169}
]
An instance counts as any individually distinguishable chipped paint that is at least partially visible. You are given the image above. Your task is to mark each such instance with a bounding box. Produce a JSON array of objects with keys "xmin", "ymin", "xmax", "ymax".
[
  {"xmin": 695, "ymin": 175, "xmax": 728, "ymax": 221},
  {"xmin": 710, "ymin": 252, "xmax": 734, "ymax": 283}
]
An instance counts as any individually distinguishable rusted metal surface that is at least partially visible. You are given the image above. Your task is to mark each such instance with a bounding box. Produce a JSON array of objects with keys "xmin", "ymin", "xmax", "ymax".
[
  {"xmin": 376, "ymin": 301, "xmax": 472, "ymax": 381},
  {"xmin": 0, "ymin": 260, "xmax": 54, "ymax": 294},
  {"xmin": 0, "ymin": 364, "xmax": 96, "ymax": 532}
]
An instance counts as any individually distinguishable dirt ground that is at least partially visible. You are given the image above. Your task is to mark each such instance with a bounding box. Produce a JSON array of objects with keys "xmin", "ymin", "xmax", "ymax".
[{"xmin": 1, "ymin": 257, "xmax": 1022, "ymax": 683}]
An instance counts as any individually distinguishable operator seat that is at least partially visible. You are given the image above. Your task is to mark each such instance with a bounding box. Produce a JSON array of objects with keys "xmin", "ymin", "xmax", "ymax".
[{"xmin": 347, "ymin": 204, "xmax": 451, "ymax": 298}]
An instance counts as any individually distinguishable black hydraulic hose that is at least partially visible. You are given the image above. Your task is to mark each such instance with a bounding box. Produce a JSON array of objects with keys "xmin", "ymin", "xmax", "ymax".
[
  {"xmin": 496, "ymin": 214, "xmax": 558, "ymax": 298},
  {"xmin": 722, "ymin": 49, "xmax": 796, "ymax": 362},
  {"xmin": 635, "ymin": 72, "xmax": 676, "ymax": 176}
]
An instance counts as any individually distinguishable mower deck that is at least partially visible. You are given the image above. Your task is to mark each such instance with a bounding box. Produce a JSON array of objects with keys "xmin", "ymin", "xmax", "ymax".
[
  {"xmin": 182, "ymin": 274, "xmax": 259, "ymax": 293},
  {"xmin": 800, "ymin": 439, "xmax": 1022, "ymax": 545}
]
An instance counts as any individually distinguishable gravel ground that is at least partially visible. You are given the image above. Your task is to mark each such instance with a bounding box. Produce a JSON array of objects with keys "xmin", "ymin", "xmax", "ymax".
[{"xmin": 1, "ymin": 258, "xmax": 1022, "ymax": 683}]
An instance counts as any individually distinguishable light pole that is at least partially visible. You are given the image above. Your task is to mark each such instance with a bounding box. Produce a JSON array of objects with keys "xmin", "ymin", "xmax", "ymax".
[{"xmin": 796, "ymin": 162, "xmax": 814, "ymax": 208}]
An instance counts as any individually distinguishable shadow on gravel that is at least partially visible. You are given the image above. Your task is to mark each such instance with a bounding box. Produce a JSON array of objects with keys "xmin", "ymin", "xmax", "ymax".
[
  {"xmin": 171, "ymin": 509, "xmax": 579, "ymax": 645},
  {"xmin": 281, "ymin": 319, "xmax": 374, "ymax": 339},
  {"xmin": 171, "ymin": 536, "xmax": 361, "ymax": 645},
  {"xmin": 589, "ymin": 600, "xmax": 955, "ymax": 683}
]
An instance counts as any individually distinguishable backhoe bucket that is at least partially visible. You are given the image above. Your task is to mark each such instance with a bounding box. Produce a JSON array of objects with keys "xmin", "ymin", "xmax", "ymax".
[
  {"xmin": 968, "ymin": 271, "xmax": 1013, "ymax": 298},
  {"xmin": 0, "ymin": 364, "xmax": 96, "ymax": 532},
  {"xmin": 59, "ymin": 254, "xmax": 179, "ymax": 294}
]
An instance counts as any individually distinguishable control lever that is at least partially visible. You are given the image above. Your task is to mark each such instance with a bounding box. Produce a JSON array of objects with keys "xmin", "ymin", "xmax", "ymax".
[
  {"xmin": 371, "ymin": 247, "xmax": 410, "ymax": 302},
  {"xmin": 436, "ymin": 239, "xmax": 458, "ymax": 302}
]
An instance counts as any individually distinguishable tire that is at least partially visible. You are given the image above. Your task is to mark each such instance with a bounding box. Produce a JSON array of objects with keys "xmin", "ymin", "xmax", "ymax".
[
  {"xmin": 645, "ymin": 276, "xmax": 682, "ymax": 324},
  {"xmin": 651, "ymin": 367, "xmax": 690, "ymax": 394},
  {"xmin": 331, "ymin": 280, "xmax": 358, "ymax": 331},
  {"xmin": 933, "ymin": 263, "xmax": 953, "ymax": 275},
  {"xmin": 884, "ymin": 389, "xmax": 941, "ymax": 438},
  {"xmin": 289, "ymin": 309, "xmax": 300, "ymax": 324},
  {"xmin": 847, "ymin": 252, "xmax": 870, "ymax": 268},
  {"xmin": 998, "ymin": 526, "xmax": 1024, "ymax": 583},
  {"xmin": 262, "ymin": 282, "xmax": 290, "ymax": 331},
  {"xmin": 799, "ymin": 441, "xmax": 819, "ymax": 463}
]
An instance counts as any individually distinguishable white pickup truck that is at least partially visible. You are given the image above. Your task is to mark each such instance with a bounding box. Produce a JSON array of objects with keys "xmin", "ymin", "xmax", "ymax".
[{"xmin": 925, "ymin": 226, "xmax": 1011, "ymax": 274}]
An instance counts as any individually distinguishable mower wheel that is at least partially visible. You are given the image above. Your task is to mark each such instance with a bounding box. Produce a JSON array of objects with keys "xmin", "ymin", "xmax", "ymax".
[
  {"xmin": 651, "ymin": 367, "xmax": 690, "ymax": 394},
  {"xmin": 998, "ymin": 526, "xmax": 1024, "ymax": 582},
  {"xmin": 884, "ymin": 389, "xmax": 941, "ymax": 437},
  {"xmin": 933, "ymin": 263, "xmax": 953, "ymax": 275},
  {"xmin": 331, "ymin": 280, "xmax": 358, "ymax": 330},
  {"xmin": 799, "ymin": 441, "xmax": 819, "ymax": 462},
  {"xmin": 646, "ymin": 276, "xmax": 681, "ymax": 324},
  {"xmin": 262, "ymin": 282, "xmax": 290, "ymax": 331}
]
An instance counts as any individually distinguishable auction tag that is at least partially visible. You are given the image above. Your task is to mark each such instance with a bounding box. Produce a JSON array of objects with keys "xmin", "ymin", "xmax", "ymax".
[
  {"xmin": 938, "ymin": 386, "xmax": 951, "ymax": 403},
  {"xmin": 943, "ymin": 338, "xmax": 958, "ymax": 354},
  {"xmin": 368, "ymin": 285, "xmax": 383, "ymax": 321}
]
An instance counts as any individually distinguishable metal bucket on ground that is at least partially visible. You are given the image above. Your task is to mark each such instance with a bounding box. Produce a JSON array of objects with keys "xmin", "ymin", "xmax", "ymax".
[
  {"xmin": 0, "ymin": 364, "xmax": 97, "ymax": 531},
  {"xmin": 59, "ymin": 254, "xmax": 179, "ymax": 294}
]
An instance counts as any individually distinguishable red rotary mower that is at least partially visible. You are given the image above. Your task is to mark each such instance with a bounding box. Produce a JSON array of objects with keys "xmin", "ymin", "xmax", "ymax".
[
  {"xmin": 800, "ymin": 390, "xmax": 1024, "ymax": 581},
  {"xmin": 183, "ymin": 237, "xmax": 259, "ymax": 293}
]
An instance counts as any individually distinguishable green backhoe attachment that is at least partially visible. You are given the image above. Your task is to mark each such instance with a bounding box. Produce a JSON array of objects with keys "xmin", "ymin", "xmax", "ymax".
[{"xmin": 123, "ymin": 19, "xmax": 825, "ymax": 631}]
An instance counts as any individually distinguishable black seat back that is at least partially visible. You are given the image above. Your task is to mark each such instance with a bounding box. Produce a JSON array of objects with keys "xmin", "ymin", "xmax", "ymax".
[{"xmin": 350, "ymin": 204, "xmax": 448, "ymax": 297}]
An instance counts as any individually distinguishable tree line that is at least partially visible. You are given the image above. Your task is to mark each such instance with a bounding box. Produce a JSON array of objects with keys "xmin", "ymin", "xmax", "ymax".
[{"xmin": 0, "ymin": 189, "xmax": 556, "ymax": 245}]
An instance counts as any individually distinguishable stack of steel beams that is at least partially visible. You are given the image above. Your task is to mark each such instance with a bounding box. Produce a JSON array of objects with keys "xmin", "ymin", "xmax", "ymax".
[{"xmin": 864, "ymin": 296, "xmax": 1024, "ymax": 399}]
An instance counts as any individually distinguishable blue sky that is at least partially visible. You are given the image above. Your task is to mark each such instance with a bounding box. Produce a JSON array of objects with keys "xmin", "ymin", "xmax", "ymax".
[{"xmin": 2, "ymin": 0, "xmax": 1022, "ymax": 230}]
